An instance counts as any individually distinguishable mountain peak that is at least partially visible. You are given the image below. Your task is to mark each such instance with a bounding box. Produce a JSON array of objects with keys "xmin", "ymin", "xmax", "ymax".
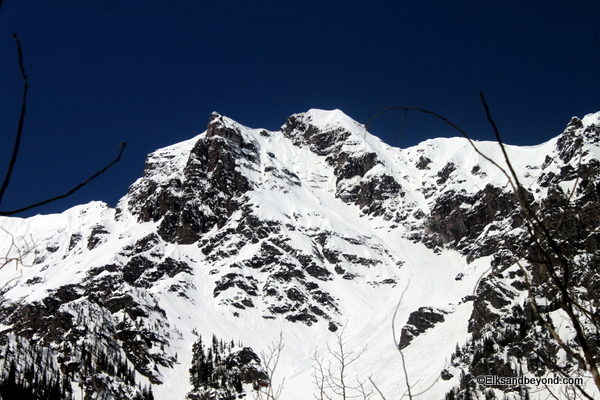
[
  {"xmin": 1, "ymin": 109, "xmax": 599, "ymax": 399},
  {"xmin": 280, "ymin": 109, "xmax": 369, "ymax": 157},
  {"xmin": 205, "ymin": 111, "xmax": 251, "ymax": 145},
  {"xmin": 209, "ymin": 111, "xmax": 221, "ymax": 121},
  {"xmin": 297, "ymin": 108, "xmax": 365, "ymax": 131},
  {"xmin": 581, "ymin": 110, "xmax": 600, "ymax": 126}
]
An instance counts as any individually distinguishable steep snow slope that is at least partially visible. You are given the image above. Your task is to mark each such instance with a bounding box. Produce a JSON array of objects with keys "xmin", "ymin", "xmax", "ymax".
[{"xmin": 0, "ymin": 109, "xmax": 598, "ymax": 400}]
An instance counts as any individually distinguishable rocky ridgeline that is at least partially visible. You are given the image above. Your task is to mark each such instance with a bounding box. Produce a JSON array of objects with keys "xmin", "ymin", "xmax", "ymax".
[
  {"xmin": 0, "ymin": 109, "xmax": 598, "ymax": 400},
  {"xmin": 430, "ymin": 116, "xmax": 600, "ymax": 399}
]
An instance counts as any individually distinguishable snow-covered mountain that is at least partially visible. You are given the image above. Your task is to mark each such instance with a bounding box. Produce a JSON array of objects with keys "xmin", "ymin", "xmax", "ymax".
[{"xmin": 0, "ymin": 109, "xmax": 598, "ymax": 400}]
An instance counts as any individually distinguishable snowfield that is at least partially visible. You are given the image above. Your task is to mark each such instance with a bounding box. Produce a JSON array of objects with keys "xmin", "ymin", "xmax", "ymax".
[{"xmin": 1, "ymin": 109, "xmax": 599, "ymax": 400}]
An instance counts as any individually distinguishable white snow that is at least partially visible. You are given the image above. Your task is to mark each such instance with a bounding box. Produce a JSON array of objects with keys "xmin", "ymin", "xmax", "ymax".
[{"xmin": 0, "ymin": 108, "xmax": 597, "ymax": 400}]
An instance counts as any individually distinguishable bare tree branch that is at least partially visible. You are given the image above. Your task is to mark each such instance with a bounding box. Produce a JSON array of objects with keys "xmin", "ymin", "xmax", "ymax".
[
  {"xmin": 254, "ymin": 333, "xmax": 285, "ymax": 400},
  {"xmin": 0, "ymin": 142, "xmax": 126, "ymax": 216},
  {"xmin": 312, "ymin": 327, "xmax": 371, "ymax": 400},
  {"xmin": 0, "ymin": 34, "xmax": 127, "ymax": 216},
  {"xmin": 367, "ymin": 105, "xmax": 519, "ymax": 196},
  {"xmin": 0, "ymin": 226, "xmax": 35, "ymax": 288},
  {"xmin": 390, "ymin": 281, "xmax": 414, "ymax": 400},
  {"xmin": 478, "ymin": 94, "xmax": 600, "ymax": 393},
  {"xmin": 371, "ymin": 96, "xmax": 600, "ymax": 397},
  {"xmin": 367, "ymin": 377, "xmax": 387, "ymax": 400},
  {"xmin": 0, "ymin": 34, "xmax": 29, "ymax": 206}
]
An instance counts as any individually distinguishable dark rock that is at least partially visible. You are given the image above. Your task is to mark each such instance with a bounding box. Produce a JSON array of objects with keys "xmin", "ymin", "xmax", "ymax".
[
  {"xmin": 436, "ymin": 162, "xmax": 456, "ymax": 185},
  {"xmin": 399, "ymin": 307, "xmax": 448, "ymax": 349},
  {"xmin": 87, "ymin": 225, "xmax": 109, "ymax": 250},
  {"xmin": 415, "ymin": 156, "xmax": 432, "ymax": 170},
  {"xmin": 68, "ymin": 233, "xmax": 82, "ymax": 251},
  {"xmin": 213, "ymin": 274, "xmax": 259, "ymax": 298},
  {"xmin": 441, "ymin": 369, "xmax": 453, "ymax": 380},
  {"xmin": 281, "ymin": 116, "xmax": 351, "ymax": 156}
]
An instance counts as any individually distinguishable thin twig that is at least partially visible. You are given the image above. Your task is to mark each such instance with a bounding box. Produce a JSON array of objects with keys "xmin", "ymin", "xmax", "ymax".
[
  {"xmin": 256, "ymin": 333, "xmax": 285, "ymax": 400},
  {"xmin": 514, "ymin": 258, "xmax": 586, "ymax": 367},
  {"xmin": 399, "ymin": 109, "xmax": 408, "ymax": 142},
  {"xmin": 367, "ymin": 105, "xmax": 519, "ymax": 196},
  {"xmin": 370, "ymin": 97, "xmax": 600, "ymax": 397},
  {"xmin": 0, "ymin": 142, "xmax": 126, "ymax": 216},
  {"xmin": 0, "ymin": 34, "xmax": 29, "ymax": 206},
  {"xmin": 481, "ymin": 94, "xmax": 600, "ymax": 393},
  {"xmin": 391, "ymin": 281, "xmax": 412, "ymax": 400},
  {"xmin": 368, "ymin": 377, "xmax": 388, "ymax": 400},
  {"xmin": 0, "ymin": 226, "xmax": 35, "ymax": 289},
  {"xmin": 398, "ymin": 350, "xmax": 412, "ymax": 400},
  {"xmin": 0, "ymin": 35, "xmax": 126, "ymax": 216}
]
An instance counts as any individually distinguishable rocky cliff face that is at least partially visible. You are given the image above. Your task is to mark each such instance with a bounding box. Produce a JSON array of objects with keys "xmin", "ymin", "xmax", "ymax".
[{"xmin": 0, "ymin": 109, "xmax": 598, "ymax": 400}]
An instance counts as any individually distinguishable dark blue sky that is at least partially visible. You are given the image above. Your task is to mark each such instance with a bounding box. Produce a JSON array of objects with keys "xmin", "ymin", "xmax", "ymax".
[{"xmin": 0, "ymin": 1, "xmax": 599, "ymax": 217}]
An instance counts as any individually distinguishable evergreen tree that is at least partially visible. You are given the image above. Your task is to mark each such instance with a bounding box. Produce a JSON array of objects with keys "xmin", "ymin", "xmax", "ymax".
[
  {"xmin": 0, "ymin": 361, "xmax": 19, "ymax": 399},
  {"xmin": 146, "ymin": 385, "xmax": 155, "ymax": 400},
  {"xmin": 49, "ymin": 378, "xmax": 62, "ymax": 400}
]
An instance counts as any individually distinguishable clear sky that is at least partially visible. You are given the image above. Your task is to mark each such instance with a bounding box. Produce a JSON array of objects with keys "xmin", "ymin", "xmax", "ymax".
[{"xmin": 0, "ymin": 1, "xmax": 599, "ymax": 217}]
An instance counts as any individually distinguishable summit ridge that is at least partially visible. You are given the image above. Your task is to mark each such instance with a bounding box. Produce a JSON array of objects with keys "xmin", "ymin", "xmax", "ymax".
[{"xmin": 0, "ymin": 109, "xmax": 598, "ymax": 399}]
